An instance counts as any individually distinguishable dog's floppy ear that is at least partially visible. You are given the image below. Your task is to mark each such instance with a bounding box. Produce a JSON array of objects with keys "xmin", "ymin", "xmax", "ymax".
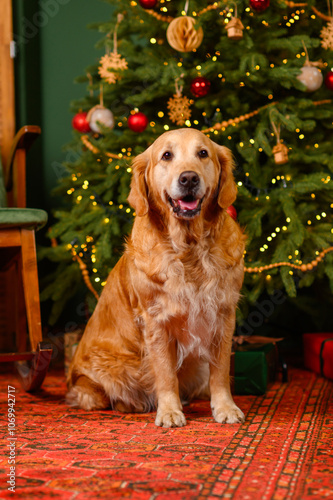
[
  {"xmin": 214, "ymin": 143, "xmax": 238, "ymax": 209},
  {"xmin": 128, "ymin": 151, "xmax": 149, "ymax": 217}
]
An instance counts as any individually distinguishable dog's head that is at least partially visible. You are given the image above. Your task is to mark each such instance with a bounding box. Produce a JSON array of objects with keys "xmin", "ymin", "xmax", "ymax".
[{"xmin": 128, "ymin": 128, "xmax": 237, "ymax": 220}]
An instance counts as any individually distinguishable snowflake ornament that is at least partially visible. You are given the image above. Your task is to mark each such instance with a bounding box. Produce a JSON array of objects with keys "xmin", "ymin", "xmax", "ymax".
[
  {"xmin": 167, "ymin": 94, "xmax": 191, "ymax": 125},
  {"xmin": 320, "ymin": 20, "xmax": 333, "ymax": 51},
  {"xmin": 98, "ymin": 53, "xmax": 128, "ymax": 84}
]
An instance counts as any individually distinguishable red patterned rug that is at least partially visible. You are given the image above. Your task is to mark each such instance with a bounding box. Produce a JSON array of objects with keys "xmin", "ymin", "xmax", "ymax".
[{"xmin": 0, "ymin": 367, "xmax": 332, "ymax": 499}]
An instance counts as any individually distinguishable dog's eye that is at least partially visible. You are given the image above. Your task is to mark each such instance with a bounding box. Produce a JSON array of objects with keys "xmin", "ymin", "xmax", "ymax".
[
  {"xmin": 198, "ymin": 149, "xmax": 208, "ymax": 158},
  {"xmin": 162, "ymin": 151, "xmax": 172, "ymax": 161}
]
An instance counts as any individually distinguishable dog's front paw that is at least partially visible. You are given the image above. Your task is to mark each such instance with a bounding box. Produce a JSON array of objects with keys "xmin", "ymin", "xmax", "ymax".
[
  {"xmin": 155, "ymin": 409, "xmax": 187, "ymax": 428},
  {"xmin": 212, "ymin": 404, "xmax": 245, "ymax": 424}
]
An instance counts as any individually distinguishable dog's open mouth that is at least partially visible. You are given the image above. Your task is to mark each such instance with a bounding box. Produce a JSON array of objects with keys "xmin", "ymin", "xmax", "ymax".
[{"xmin": 168, "ymin": 194, "xmax": 203, "ymax": 219}]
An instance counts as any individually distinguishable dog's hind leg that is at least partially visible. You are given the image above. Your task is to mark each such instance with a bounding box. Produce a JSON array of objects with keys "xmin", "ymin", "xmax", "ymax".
[{"xmin": 66, "ymin": 374, "xmax": 110, "ymax": 410}]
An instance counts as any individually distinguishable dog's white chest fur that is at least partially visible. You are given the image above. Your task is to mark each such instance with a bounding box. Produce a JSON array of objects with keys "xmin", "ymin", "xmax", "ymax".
[{"xmin": 145, "ymin": 247, "xmax": 229, "ymax": 366}]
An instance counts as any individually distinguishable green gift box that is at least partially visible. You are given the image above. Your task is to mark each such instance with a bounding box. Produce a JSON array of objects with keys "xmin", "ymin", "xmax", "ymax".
[{"xmin": 233, "ymin": 343, "xmax": 278, "ymax": 395}]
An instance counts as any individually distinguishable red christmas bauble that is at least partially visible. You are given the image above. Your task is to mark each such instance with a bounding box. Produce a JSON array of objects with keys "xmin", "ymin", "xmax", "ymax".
[
  {"xmin": 128, "ymin": 112, "xmax": 149, "ymax": 133},
  {"xmin": 324, "ymin": 70, "xmax": 333, "ymax": 91},
  {"xmin": 139, "ymin": 0, "xmax": 158, "ymax": 8},
  {"xmin": 72, "ymin": 112, "xmax": 91, "ymax": 133},
  {"xmin": 249, "ymin": 0, "xmax": 270, "ymax": 12},
  {"xmin": 226, "ymin": 205, "xmax": 237, "ymax": 220},
  {"xmin": 190, "ymin": 77, "xmax": 211, "ymax": 98}
]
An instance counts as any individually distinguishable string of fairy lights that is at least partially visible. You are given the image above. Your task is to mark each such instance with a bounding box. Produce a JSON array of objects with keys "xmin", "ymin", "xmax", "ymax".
[
  {"xmin": 63, "ymin": 1, "xmax": 333, "ymax": 289},
  {"xmin": 69, "ymin": 117, "xmax": 332, "ymax": 287},
  {"xmin": 70, "ymin": 240, "xmax": 333, "ymax": 296},
  {"xmin": 130, "ymin": 0, "xmax": 331, "ymax": 22}
]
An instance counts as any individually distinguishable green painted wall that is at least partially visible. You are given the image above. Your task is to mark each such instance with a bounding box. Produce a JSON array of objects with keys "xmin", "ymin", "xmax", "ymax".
[{"xmin": 13, "ymin": 0, "xmax": 112, "ymax": 211}]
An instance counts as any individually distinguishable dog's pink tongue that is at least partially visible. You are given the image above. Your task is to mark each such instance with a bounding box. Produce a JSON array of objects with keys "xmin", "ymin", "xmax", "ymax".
[
  {"xmin": 178, "ymin": 200, "xmax": 199, "ymax": 210},
  {"xmin": 178, "ymin": 199, "xmax": 199, "ymax": 211}
]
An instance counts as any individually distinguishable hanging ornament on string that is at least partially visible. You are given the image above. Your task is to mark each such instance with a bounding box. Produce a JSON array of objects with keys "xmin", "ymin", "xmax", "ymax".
[
  {"xmin": 166, "ymin": 0, "xmax": 203, "ymax": 52},
  {"xmin": 297, "ymin": 64, "xmax": 323, "ymax": 92},
  {"xmin": 297, "ymin": 42, "xmax": 324, "ymax": 92},
  {"xmin": 190, "ymin": 76, "xmax": 211, "ymax": 97},
  {"xmin": 167, "ymin": 75, "xmax": 191, "ymax": 126},
  {"xmin": 320, "ymin": 2, "xmax": 333, "ymax": 50},
  {"xmin": 272, "ymin": 142, "xmax": 289, "ymax": 165},
  {"xmin": 270, "ymin": 111, "xmax": 289, "ymax": 165},
  {"xmin": 324, "ymin": 70, "xmax": 333, "ymax": 90},
  {"xmin": 225, "ymin": 4, "xmax": 244, "ymax": 40},
  {"xmin": 72, "ymin": 111, "xmax": 91, "ymax": 133},
  {"xmin": 87, "ymin": 85, "xmax": 115, "ymax": 134},
  {"xmin": 321, "ymin": 19, "xmax": 333, "ymax": 50},
  {"xmin": 249, "ymin": 0, "xmax": 270, "ymax": 12},
  {"xmin": 98, "ymin": 14, "xmax": 128, "ymax": 85},
  {"xmin": 139, "ymin": 0, "xmax": 158, "ymax": 8},
  {"xmin": 128, "ymin": 112, "xmax": 149, "ymax": 133}
]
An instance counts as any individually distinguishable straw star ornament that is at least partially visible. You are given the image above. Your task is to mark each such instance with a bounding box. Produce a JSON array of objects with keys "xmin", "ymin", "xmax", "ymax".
[
  {"xmin": 320, "ymin": 19, "xmax": 333, "ymax": 50},
  {"xmin": 98, "ymin": 14, "xmax": 128, "ymax": 85},
  {"xmin": 167, "ymin": 76, "xmax": 191, "ymax": 126}
]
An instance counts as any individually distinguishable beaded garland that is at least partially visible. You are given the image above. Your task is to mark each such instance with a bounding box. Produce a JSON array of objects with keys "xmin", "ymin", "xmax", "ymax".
[
  {"xmin": 75, "ymin": 245, "xmax": 333, "ymax": 298},
  {"xmin": 141, "ymin": 2, "xmax": 331, "ymax": 23},
  {"xmin": 244, "ymin": 247, "xmax": 333, "ymax": 274}
]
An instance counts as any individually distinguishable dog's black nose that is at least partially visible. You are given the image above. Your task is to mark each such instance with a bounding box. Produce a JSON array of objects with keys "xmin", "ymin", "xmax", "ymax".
[{"xmin": 178, "ymin": 171, "xmax": 200, "ymax": 190}]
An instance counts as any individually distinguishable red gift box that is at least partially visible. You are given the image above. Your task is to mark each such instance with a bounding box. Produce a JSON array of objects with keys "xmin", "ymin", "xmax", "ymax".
[{"xmin": 303, "ymin": 333, "xmax": 333, "ymax": 380}]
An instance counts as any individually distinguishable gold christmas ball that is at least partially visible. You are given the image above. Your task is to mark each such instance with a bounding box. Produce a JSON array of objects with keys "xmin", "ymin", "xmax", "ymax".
[{"xmin": 166, "ymin": 16, "xmax": 204, "ymax": 52}]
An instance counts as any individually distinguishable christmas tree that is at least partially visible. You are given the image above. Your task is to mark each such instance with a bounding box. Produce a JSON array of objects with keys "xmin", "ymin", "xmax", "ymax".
[{"xmin": 42, "ymin": 0, "xmax": 333, "ymax": 328}]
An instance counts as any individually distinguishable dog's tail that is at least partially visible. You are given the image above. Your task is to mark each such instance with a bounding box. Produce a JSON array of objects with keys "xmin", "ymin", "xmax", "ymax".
[{"xmin": 66, "ymin": 374, "xmax": 110, "ymax": 410}]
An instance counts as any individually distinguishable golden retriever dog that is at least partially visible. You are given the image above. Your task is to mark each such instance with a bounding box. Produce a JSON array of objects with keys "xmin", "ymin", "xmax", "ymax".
[{"xmin": 66, "ymin": 128, "xmax": 246, "ymax": 427}]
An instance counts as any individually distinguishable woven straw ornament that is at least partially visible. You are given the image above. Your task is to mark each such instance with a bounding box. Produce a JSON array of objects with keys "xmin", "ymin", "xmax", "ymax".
[
  {"xmin": 166, "ymin": 16, "xmax": 203, "ymax": 52},
  {"xmin": 320, "ymin": 20, "xmax": 333, "ymax": 50}
]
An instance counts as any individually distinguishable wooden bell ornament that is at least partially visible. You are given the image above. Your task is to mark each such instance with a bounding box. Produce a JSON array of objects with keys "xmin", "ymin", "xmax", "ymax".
[
  {"xmin": 270, "ymin": 110, "xmax": 289, "ymax": 165},
  {"xmin": 225, "ymin": 16, "xmax": 244, "ymax": 40},
  {"xmin": 272, "ymin": 142, "xmax": 289, "ymax": 165}
]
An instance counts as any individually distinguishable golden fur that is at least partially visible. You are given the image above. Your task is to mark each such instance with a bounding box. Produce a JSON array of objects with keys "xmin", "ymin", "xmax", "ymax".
[{"xmin": 66, "ymin": 128, "xmax": 246, "ymax": 427}]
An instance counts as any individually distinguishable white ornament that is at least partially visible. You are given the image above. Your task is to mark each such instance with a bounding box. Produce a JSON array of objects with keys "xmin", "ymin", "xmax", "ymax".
[
  {"xmin": 297, "ymin": 65, "xmax": 323, "ymax": 92},
  {"xmin": 88, "ymin": 106, "xmax": 115, "ymax": 133}
]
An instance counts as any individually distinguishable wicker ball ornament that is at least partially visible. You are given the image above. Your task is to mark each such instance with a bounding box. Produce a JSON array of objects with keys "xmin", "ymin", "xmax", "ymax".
[{"xmin": 166, "ymin": 16, "xmax": 203, "ymax": 52}]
